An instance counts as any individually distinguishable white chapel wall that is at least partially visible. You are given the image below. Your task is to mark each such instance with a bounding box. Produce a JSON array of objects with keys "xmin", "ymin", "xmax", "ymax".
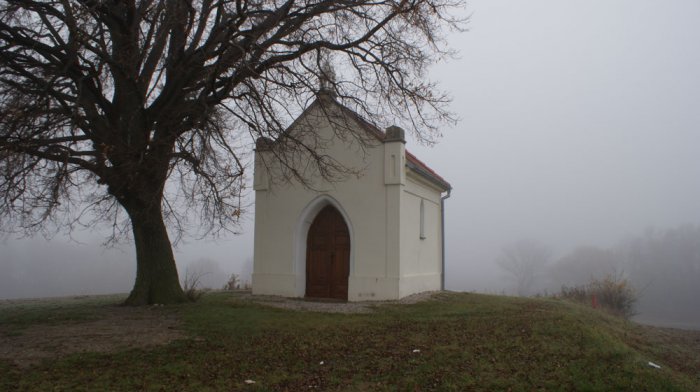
[
  {"xmin": 252, "ymin": 101, "xmax": 400, "ymax": 300},
  {"xmin": 398, "ymin": 173, "xmax": 443, "ymax": 297}
]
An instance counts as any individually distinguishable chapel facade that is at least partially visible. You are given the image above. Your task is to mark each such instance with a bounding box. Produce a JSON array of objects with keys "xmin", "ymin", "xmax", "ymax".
[{"xmin": 252, "ymin": 94, "xmax": 451, "ymax": 301}]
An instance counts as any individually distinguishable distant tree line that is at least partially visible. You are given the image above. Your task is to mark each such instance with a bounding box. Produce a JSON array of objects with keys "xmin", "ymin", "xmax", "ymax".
[{"xmin": 497, "ymin": 224, "xmax": 700, "ymax": 324}]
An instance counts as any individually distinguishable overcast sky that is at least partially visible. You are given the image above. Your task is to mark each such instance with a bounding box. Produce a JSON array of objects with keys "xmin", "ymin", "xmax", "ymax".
[
  {"xmin": 414, "ymin": 0, "xmax": 700, "ymax": 291},
  {"xmin": 2, "ymin": 0, "xmax": 699, "ymax": 299}
]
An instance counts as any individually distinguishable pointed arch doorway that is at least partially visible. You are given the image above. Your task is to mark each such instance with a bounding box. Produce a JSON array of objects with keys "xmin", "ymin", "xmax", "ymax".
[{"xmin": 305, "ymin": 205, "xmax": 350, "ymax": 300}]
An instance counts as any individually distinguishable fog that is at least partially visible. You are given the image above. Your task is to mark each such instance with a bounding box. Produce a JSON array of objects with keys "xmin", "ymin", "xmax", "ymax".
[{"xmin": 2, "ymin": 1, "xmax": 699, "ymax": 328}]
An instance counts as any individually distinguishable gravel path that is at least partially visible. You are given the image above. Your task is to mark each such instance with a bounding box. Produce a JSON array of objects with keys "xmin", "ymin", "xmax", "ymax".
[{"xmin": 232, "ymin": 290, "xmax": 441, "ymax": 313}]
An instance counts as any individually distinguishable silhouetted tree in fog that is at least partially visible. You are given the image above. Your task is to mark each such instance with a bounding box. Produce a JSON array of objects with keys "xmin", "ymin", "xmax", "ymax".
[
  {"xmin": 497, "ymin": 239, "xmax": 551, "ymax": 296},
  {"xmin": 0, "ymin": 0, "xmax": 462, "ymax": 304},
  {"xmin": 623, "ymin": 225, "xmax": 700, "ymax": 324},
  {"xmin": 549, "ymin": 246, "xmax": 621, "ymax": 288}
]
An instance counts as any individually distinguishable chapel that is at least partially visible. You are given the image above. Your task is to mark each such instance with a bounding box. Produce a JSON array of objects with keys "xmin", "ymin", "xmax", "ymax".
[{"xmin": 252, "ymin": 93, "xmax": 451, "ymax": 301}]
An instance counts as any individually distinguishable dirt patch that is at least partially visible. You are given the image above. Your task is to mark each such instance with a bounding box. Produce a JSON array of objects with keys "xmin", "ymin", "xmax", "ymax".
[
  {"xmin": 0, "ymin": 305, "xmax": 184, "ymax": 368},
  {"xmin": 0, "ymin": 291, "xmax": 439, "ymax": 368}
]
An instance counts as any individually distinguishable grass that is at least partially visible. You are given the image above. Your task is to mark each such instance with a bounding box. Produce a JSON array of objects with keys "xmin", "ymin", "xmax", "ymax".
[
  {"xmin": 0, "ymin": 294, "xmax": 123, "ymax": 336},
  {"xmin": 1, "ymin": 291, "xmax": 698, "ymax": 391}
]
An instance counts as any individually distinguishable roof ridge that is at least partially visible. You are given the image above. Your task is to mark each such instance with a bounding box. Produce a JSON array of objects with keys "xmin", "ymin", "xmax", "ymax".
[{"xmin": 267, "ymin": 94, "xmax": 451, "ymax": 191}]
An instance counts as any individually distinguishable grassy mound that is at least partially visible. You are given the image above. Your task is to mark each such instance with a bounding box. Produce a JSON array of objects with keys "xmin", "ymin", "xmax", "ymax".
[{"xmin": 1, "ymin": 292, "xmax": 698, "ymax": 391}]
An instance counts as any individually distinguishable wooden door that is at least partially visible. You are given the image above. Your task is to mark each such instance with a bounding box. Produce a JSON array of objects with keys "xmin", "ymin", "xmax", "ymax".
[{"xmin": 306, "ymin": 205, "xmax": 350, "ymax": 300}]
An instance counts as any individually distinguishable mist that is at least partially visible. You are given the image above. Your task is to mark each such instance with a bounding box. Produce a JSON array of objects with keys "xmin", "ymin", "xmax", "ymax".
[
  {"xmin": 0, "ymin": 228, "xmax": 254, "ymax": 300},
  {"xmin": 2, "ymin": 1, "xmax": 699, "ymax": 328},
  {"xmin": 415, "ymin": 0, "xmax": 700, "ymax": 328}
]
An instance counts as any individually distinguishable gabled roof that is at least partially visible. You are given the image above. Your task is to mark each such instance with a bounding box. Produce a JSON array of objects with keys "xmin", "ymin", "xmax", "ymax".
[
  {"xmin": 324, "ymin": 95, "xmax": 451, "ymax": 192},
  {"xmin": 264, "ymin": 93, "xmax": 451, "ymax": 192}
]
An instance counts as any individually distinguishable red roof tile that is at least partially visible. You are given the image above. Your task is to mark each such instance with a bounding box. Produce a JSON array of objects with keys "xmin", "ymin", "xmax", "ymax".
[{"xmin": 404, "ymin": 150, "xmax": 451, "ymax": 190}]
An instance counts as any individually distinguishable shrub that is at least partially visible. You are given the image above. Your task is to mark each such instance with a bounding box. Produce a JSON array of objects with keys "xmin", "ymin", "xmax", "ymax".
[
  {"xmin": 222, "ymin": 273, "xmax": 240, "ymax": 291},
  {"xmin": 182, "ymin": 268, "xmax": 206, "ymax": 302},
  {"xmin": 559, "ymin": 284, "xmax": 589, "ymax": 304},
  {"xmin": 559, "ymin": 273, "xmax": 637, "ymax": 318}
]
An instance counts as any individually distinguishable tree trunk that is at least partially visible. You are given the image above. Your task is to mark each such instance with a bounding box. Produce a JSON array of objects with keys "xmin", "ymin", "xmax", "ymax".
[{"xmin": 123, "ymin": 203, "xmax": 187, "ymax": 306}]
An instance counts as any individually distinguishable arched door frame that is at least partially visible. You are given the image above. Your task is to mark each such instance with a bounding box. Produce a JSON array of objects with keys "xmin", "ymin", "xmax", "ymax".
[{"xmin": 293, "ymin": 195, "xmax": 354, "ymax": 297}]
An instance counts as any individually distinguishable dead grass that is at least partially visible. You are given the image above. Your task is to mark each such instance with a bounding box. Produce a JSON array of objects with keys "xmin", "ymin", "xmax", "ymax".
[
  {"xmin": 0, "ymin": 295, "xmax": 184, "ymax": 368},
  {"xmin": 0, "ymin": 291, "xmax": 698, "ymax": 391},
  {"xmin": 625, "ymin": 324, "xmax": 700, "ymax": 378}
]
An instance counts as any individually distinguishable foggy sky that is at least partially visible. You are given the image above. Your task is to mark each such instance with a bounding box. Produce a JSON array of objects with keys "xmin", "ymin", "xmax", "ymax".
[
  {"xmin": 415, "ymin": 0, "xmax": 700, "ymax": 291},
  {"xmin": 2, "ymin": 1, "xmax": 700, "ymax": 301}
]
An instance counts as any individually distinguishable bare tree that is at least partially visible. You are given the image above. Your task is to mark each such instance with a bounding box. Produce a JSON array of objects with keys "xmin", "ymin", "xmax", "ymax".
[
  {"xmin": 0, "ymin": 0, "xmax": 462, "ymax": 304},
  {"xmin": 497, "ymin": 239, "xmax": 551, "ymax": 296},
  {"xmin": 549, "ymin": 246, "xmax": 620, "ymax": 288}
]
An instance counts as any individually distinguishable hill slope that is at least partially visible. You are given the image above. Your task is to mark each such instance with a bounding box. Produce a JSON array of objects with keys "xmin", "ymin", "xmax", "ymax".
[{"xmin": 1, "ymin": 292, "xmax": 698, "ymax": 391}]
